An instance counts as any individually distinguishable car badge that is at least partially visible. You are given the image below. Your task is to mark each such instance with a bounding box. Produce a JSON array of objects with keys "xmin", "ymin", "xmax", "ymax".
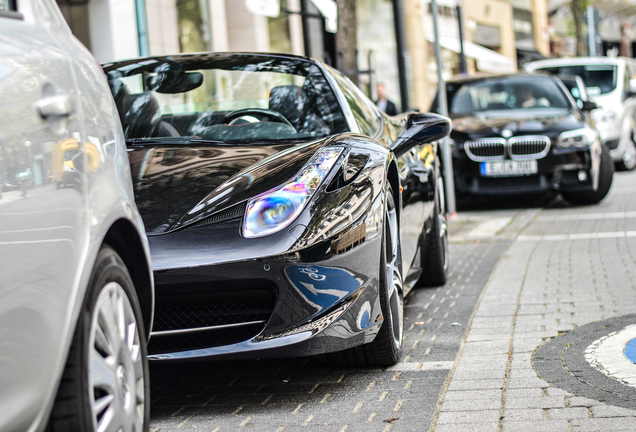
[{"xmin": 501, "ymin": 129, "xmax": 513, "ymax": 139}]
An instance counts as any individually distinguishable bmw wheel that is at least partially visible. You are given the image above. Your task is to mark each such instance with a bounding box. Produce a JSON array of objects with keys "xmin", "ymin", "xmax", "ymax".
[
  {"xmin": 419, "ymin": 172, "xmax": 449, "ymax": 286},
  {"xmin": 48, "ymin": 246, "xmax": 150, "ymax": 432},
  {"xmin": 563, "ymin": 145, "xmax": 614, "ymax": 205}
]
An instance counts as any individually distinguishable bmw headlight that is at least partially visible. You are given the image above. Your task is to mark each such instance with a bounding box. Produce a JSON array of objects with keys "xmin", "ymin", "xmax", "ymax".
[
  {"xmin": 557, "ymin": 128, "xmax": 598, "ymax": 149},
  {"xmin": 243, "ymin": 147, "xmax": 343, "ymax": 238}
]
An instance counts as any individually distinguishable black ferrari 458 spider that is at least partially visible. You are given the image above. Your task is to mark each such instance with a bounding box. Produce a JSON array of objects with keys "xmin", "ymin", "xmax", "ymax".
[{"xmin": 103, "ymin": 53, "xmax": 451, "ymax": 366}]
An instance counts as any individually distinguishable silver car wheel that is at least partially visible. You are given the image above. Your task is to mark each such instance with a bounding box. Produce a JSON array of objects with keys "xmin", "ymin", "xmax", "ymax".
[
  {"xmin": 622, "ymin": 139, "xmax": 636, "ymax": 170},
  {"xmin": 384, "ymin": 195, "xmax": 403, "ymax": 350},
  {"xmin": 89, "ymin": 282, "xmax": 145, "ymax": 432}
]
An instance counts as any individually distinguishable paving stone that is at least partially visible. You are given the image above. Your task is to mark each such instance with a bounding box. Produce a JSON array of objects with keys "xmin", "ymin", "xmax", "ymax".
[
  {"xmin": 546, "ymin": 407, "xmax": 591, "ymax": 420},
  {"xmin": 447, "ymin": 379, "xmax": 504, "ymax": 391},
  {"xmin": 436, "ymin": 409, "xmax": 501, "ymax": 424},
  {"xmin": 570, "ymin": 417, "xmax": 636, "ymax": 431},
  {"xmin": 502, "ymin": 408, "xmax": 544, "ymax": 421},
  {"xmin": 501, "ymin": 419, "xmax": 570, "ymax": 432},
  {"xmin": 590, "ymin": 405, "xmax": 636, "ymax": 417},
  {"xmin": 434, "ymin": 422, "xmax": 499, "ymax": 432}
]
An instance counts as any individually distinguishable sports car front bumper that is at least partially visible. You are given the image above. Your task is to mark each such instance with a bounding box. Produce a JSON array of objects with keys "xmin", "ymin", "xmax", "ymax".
[{"xmin": 147, "ymin": 202, "xmax": 386, "ymax": 361}]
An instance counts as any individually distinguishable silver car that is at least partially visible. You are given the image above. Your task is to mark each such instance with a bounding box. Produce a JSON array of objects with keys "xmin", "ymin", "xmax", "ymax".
[
  {"xmin": 0, "ymin": 1, "xmax": 153, "ymax": 431},
  {"xmin": 527, "ymin": 57, "xmax": 636, "ymax": 171}
]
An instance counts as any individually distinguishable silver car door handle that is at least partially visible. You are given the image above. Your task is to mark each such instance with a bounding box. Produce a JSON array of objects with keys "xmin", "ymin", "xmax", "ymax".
[{"xmin": 36, "ymin": 94, "xmax": 74, "ymax": 119}]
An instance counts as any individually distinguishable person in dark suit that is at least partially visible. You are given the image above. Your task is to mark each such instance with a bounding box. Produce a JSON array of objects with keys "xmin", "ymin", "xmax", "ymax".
[{"xmin": 374, "ymin": 82, "xmax": 398, "ymax": 116}]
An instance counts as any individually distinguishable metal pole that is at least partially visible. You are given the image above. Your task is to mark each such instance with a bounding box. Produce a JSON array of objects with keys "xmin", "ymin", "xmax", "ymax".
[
  {"xmin": 456, "ymin": 4, "xmax": 467, "ymax": 75},
  {"xmin": 301, "ymin": 0, "xmax": 312, "ymax": 57},
  {"xmin": 431, "ymin": 0, "xmax": 457, "ymax": 214},
  {"xmin": 392, "ymin": 0, "xmax": 410, "ymax": 113},
  {"xmin": 587, "ymin": 5, "xmax": 596, "ymax": 57}
]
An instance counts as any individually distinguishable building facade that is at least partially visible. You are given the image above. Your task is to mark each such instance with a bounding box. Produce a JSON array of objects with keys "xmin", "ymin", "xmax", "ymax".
[{"xmin": 56, "ymin": 0, "xmax": 549, "ymax": 113}]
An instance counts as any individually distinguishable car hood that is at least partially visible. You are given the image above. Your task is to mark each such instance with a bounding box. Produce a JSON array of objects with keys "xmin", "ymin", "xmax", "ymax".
[
  {"xmin": 450, "ymin": 109, "xmax": 584, "ymax": 141},
  {"xmin": 128, "ymin": 138, "xmax": 329, "ymax": 235}
]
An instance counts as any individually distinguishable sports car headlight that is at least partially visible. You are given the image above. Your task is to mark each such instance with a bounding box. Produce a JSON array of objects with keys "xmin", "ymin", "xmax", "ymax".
[
  {"xmin": 557, "ymin": 128, "xmax": 598, "ymax": 149},
  {"xmin": 243, "ymin": 147, "xmax": 343, "ymax": 238}
]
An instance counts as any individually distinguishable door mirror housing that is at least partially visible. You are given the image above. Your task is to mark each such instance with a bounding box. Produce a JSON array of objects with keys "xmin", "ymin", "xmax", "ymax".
[
  {"xmin": 581, "ymin": 100, "xmax": 599, "ymax": 111},
  {"xmin": 391, "ymin": 112, "xmax": 451, "ymax": 158}
]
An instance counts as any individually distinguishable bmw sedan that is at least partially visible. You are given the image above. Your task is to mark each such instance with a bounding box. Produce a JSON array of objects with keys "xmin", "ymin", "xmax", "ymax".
[{"xmin": 437, "ymin": 74, "xmax": 613, "ymax": 205}]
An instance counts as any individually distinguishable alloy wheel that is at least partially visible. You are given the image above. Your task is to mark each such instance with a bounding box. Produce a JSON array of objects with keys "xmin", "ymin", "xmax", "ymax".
[
  {"xmin": 622, "ymin": 138, "xmax": 636, "ymax": 170},
  {"xmin": 384, "ymin": 194, "xmax": 403, "ymax": 350},
  {"xmin": 89, "ymin": 282, "xmax": 145, "ymax": 432}
]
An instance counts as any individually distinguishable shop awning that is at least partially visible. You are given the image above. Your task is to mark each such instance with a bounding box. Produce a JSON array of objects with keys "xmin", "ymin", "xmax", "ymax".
[
  {"xmin": 426, "ymin": 35, "xmax": 517, "ymax": 74},
  {"xmin": 310, "ymin": 0, "xmax": 338, "ymax": 33}
]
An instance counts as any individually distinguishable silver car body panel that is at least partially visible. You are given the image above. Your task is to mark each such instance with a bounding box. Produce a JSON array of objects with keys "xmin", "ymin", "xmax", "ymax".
[
  {"xmin": 526, "ymin": 56, "xmax": 636, "ymax": 163},
  {"xmin": 0, "ymin": 1, "xmax": 152, "ymax": 431}
]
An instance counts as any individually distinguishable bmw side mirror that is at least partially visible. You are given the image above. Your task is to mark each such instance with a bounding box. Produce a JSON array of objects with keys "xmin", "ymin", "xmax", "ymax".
[
  {"xmin": 581, "ymin": 100, "xmax": 598, "ymax": 111},
  {"xmin": 391, "ymin": 112, "xmax": 451, "ymax": 158}
]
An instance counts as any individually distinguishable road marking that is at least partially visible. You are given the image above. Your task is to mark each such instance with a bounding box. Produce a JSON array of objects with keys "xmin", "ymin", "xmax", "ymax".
[
  {"xmin": 352, "ymin": 402, "xmax": 364, "ymax": 413},
  {"xmin": 465, "ymin": 217, "xmax": 513, "ymax": 239},
  {"xmin": 304, "ymin": 414, "xmax": 315, "ymax": 425},
  {"xmin": 518, "ymin": 231, "xmax": 636, "ymax": 241},
  {"xmin": 586, "ymin": 324, "xmax": 636, "ymax": 388},
  {"xmin": 536, "ymin": 211, "xmax": 636, "ymax": 221},
  {"xmin": 386, "ymin": 361, "xmax": 454, "ymax": 371},
  {"xmin": 240, "ymin": 415, "xmax": 253, "ymax": 426}
]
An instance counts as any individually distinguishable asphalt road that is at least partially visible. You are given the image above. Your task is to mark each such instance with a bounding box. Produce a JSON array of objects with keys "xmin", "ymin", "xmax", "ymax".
[{"xmin": 148, "ymin": 169, "xmax": 636, "ymax": 432}]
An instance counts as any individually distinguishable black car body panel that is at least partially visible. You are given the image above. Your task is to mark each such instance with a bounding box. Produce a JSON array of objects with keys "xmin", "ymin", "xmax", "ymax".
[{"xmin": 104, "ymin": 52, "xmax": 450, "ymax": 361}]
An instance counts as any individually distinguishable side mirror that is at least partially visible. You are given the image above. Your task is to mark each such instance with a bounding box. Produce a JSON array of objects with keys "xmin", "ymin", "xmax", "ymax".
[
  {"xmin": 581, "ymin": 100, "xmax": 599, "ymax": 111},
  {"xmin": 391, "ymin": 112, "xmax": 451, "ymax": 158}
]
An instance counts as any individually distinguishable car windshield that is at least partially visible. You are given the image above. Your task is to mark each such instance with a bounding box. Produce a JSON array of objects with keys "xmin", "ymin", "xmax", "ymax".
[
  {"xmin": 104, "ymin": 55, "xmax": 348, "ymax": 143},
  {"xmin": 532, "ymin": 65, "xmax": 617, "ymax": 95},
  {"xmin": 446, "ymin": 77, "xmax": 571, "ymax": 115}
]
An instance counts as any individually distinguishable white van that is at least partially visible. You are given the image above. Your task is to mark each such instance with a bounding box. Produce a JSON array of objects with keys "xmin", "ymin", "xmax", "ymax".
[{"xmin": 526, "ymin": 57, "xmax": 636, "ymax": 170}]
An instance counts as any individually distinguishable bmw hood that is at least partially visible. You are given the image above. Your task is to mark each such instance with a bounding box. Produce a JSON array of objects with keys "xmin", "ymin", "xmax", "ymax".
[
  {"xmin": 128, "ymin": 138, "xmax": 329, "ymax": 235},
  {"xmin": 450, "ymin": 109, "xmax": 585, "ymax": 141}
]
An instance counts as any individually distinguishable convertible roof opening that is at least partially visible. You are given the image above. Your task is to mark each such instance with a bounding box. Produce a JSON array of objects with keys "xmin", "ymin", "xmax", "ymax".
[{"xmin": 104, "ymin": 54, "xmax": 349, "ymax": 143}]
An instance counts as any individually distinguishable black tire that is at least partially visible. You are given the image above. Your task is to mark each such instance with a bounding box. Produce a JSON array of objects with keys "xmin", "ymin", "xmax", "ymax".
[
  {"xmin": 418, "ymin": 174, "xmax": 449, "ymax": 287},
  {"xmin": 562, "ymin": 145, "xmax": 614, "ymax": 205},
  {"xmin": 327, "ymin": 186, "xmax": 404, "ymax": 367},
  {"xmin": 47, "ymin": 245, "xmax": 150, "ymax": 432}
]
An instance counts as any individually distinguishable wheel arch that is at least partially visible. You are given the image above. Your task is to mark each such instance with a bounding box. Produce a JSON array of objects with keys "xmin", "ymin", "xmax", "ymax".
[
  {"xmin": 386, "ymin": 158, "xmax": 401, "ymax": 223},
  {"xmin": 103, "ymin": 219, "xmax": 153, "ymax": 338}
]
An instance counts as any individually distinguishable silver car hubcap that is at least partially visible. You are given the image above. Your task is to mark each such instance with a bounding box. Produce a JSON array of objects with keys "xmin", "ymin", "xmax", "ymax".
[
  {"xmin": 89, "ymin": 282, "xmax": 145, "ymax": 432},
  {"xmin": 385, "ymin": 197, "xmax": 403, "ymax": 350},
  {"xmin": 623, "ymin": 140, "xmax": 636, "ymax": 169}
]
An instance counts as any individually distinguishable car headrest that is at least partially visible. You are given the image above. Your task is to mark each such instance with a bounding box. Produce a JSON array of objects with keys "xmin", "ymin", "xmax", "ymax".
[
  {"xmin": 269, "ymin": 85, "xmax": 302, "ymax": 128},
  {"xmin": 451, "ymin": 91, "xmax": 475, "ymax": 114},
  {"xmin": 121, "ymin": 93, "xmax": 162, "ymax": 138}
]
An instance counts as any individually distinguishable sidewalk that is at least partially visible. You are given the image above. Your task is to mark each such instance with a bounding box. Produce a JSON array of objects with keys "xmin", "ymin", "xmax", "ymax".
[{"xmin": 435, "ymin": 172, "xmax": 636, "ymax": 431}]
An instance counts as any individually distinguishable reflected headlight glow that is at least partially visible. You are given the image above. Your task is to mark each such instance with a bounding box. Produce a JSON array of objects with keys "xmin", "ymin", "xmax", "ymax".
[
  {"xmin": 243, "ymin": 147, "xmax": 343, "ymax": 238},
  {"xmin": 557, "ymin": 128, "xmax": 598, "ymax": 149}
]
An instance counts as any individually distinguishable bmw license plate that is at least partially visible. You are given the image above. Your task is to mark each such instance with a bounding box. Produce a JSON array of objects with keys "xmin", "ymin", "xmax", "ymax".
[{"xmin": 480, "ymin": 160, "xmax": 538, "ymax": 177}]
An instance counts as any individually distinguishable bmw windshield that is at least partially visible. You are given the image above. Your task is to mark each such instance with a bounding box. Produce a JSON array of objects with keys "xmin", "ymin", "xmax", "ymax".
[
  {"xmin": 104, "ymin": 55, "xmax": 348, "ymax": 143},
  {"xmin": 446, "ymin": 76, "xmax": 572, "ymax": 116}
]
